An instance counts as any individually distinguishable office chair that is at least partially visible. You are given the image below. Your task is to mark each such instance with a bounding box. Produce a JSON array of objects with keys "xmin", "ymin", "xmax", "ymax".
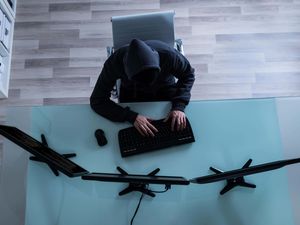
[{"xmin": 106, "ymin": 10, "xmax": 184, "ymax": 101}]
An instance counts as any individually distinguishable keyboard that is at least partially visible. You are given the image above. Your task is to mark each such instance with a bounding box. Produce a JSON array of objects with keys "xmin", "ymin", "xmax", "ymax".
[{"xmin": 118, "ymin": 118, "xmax": 195, "ymax": 157}]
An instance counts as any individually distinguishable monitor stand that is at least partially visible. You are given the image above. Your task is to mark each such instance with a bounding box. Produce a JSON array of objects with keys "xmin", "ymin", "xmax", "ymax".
[
  {"xmin": 117, "ymin": 167, "xmax": 161, "ymax": 197},
  {"xmin": 210, "ymin": 158, "xmax": 256, "ymax": 195},
  {"xmin": 29, "ymin": 134, "xmax": 76, "ymax": 176}
]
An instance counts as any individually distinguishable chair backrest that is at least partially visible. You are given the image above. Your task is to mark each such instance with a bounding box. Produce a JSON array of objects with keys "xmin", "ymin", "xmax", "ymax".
[{"xmin": 111, "ymin": 11, "xmax": 175, "ymax": 50}]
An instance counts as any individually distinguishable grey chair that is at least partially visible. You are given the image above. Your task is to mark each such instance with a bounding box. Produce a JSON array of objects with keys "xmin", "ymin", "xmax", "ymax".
[{"xmin": 107, "ymin": 10, "xmax": 184, "ymax": 101}]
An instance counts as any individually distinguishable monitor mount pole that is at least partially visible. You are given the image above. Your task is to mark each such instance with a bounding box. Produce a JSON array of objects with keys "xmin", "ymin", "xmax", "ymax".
[
  {"xmin": 210, "ymin": 158, "xmax": 256, "ymax": 195},
  {"xmin": 117, "ymin": 167, "xmax": 162, "ymax": 197},
  {"xmin": 29, "ymin": 134, "xmax": 76, "ymax": 176}
]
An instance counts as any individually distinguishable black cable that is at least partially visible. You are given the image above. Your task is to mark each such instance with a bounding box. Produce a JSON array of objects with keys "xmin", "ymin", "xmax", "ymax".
[
  {"xmin": 130, "ymin": 193, "xmax": 144, "ymax": 225},
  {"xmin": 150, "ymin": 188, "xmax": 169, "ymax": 193},
  {"xmin": 150, "ymin": 185, "xmax": 170, "ymax": 193},
  {"xmin": 129, "ymin": 185, "xmax": 170, "ymax": 225}
]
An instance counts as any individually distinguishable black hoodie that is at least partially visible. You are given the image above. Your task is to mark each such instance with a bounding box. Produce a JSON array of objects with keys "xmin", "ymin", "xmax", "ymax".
[
  {"xmin": 90, "ymin": 39, "xmax": 195, "ymax": 123},
  {"xmin": 124, "ymin": 39, "xmax": 161, "ymax": 80}
]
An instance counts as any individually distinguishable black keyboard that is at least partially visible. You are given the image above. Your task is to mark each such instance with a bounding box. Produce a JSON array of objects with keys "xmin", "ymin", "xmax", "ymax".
[{"xmin": 118, "ymin": 118, "xmax": 195, "ymax": 157}]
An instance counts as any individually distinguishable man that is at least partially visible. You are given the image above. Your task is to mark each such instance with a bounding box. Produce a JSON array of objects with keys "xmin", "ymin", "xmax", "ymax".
[{"xmin": 90, "ymin": 39, "xmax": 195, "ymax": 137}]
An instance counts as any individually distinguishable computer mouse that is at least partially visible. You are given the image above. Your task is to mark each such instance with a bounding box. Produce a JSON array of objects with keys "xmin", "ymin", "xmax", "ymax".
[{"xmin": 95, "ymin": 129, "xmax": 107, "ymax": 147}]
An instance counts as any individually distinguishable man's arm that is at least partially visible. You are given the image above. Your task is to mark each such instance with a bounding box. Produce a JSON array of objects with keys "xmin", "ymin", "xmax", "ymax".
[
  {"xmin": 170, "ymin": 53, "xmax": 195, "ymax": 112},
  {"xmin": 163, "ymin": 53, "xmax": 195, "ymax": 131},
  {"xmin": 90, "ymin": 59, "xmax": 138, "ymax": 123}
]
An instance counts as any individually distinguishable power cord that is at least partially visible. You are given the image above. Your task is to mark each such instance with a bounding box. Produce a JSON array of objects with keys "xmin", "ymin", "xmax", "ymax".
[
  {"xmin": 130, "ymin": 193, "xmax": 144, "ymax": 225},
  {"xmin": 130, "ymin": 184, "xmax": 171, "ymax": 225},
  {"xmin": 151, "ymin": 184, "xmax": 171, "ymax": 193}
]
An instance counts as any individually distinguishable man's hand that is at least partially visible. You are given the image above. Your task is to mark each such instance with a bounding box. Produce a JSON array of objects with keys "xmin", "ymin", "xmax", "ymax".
[
  {"xmin": 134, "ymin": 115, "xmax": 158, "ymax": 137},
  {"xmin": 164, "ymin": 110, "xmax": 186, "ymax": 131}
]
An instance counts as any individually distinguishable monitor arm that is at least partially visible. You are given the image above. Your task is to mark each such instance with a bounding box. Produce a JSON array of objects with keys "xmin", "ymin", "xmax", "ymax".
[
  {"xmin": 117, "ymin": 167, "xmax": 170, "ymax": 197},
  {"xmin": 210, "ymin": 158, "xmax": 256, "ymax": 195},
  {"xmin": 29, "ymin": 134, "xmax": 76, "ymax": 176}
]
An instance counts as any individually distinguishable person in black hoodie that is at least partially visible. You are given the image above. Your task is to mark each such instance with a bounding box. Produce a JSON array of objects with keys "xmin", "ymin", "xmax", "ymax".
[{"xmin": 90, "ymin": 39, "xmax": 195, "ymax": 137}]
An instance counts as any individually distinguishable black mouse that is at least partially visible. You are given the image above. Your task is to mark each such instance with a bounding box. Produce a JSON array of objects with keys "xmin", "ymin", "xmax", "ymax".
[{"xmin": 95, "ymin": 129, "xmax": 107, "ymax": 146}]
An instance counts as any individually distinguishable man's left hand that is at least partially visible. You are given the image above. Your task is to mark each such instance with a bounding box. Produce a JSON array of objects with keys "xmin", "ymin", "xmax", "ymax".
[{"xmin": 164, "ymin": 110, "xmax": 186, "ymax": 131}]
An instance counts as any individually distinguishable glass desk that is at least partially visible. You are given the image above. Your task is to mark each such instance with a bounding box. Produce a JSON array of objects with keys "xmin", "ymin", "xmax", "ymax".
[{"xmin": 1, "ymin": 97, "xmax": 300, "ymax": 225}]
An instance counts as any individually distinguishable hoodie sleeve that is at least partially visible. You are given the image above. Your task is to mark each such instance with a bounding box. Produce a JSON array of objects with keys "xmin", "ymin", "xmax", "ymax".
[
  {"xmin": 90, "ymin": 55, "xmax": 138, "ymax": 123},
  {"xmin": 169, "ymin": 52, "xmax": 195, "ymax": 112}
]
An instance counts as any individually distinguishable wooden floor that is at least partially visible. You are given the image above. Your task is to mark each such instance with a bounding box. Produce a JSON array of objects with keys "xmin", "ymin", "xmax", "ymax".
[{"xmin": 1, "ymin": 0, "xmax": 300, "ymax": 162}]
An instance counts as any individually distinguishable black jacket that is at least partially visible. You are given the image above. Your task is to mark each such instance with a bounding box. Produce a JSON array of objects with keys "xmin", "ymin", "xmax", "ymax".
[{"xmin": 90, "ymin": 39, "xmax": 195, "ymax": 123}]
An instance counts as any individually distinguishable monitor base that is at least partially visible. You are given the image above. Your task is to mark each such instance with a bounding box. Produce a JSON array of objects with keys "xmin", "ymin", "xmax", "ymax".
[
  {"xmin": 210, "ymin": 159, "xmax": 256, "ymax": 195},
  {"xmin": 117, "ymin": 167, "xmax": 160, "ymax": 197},
  {"xmin": 29, "ymin": 134, "xmax": 76, "ymax": 176}
]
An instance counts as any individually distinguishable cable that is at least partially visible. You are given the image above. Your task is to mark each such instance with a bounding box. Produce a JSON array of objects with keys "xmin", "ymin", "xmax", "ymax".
[
  {"xmin": 150, "ymin": 184, "xmax": 171, "ymax": 193},
  {"xmin": 130, "ymin": 185, "xmax": 171, "ymax": 225},
  {"xmin": 130, "ymin": 193, "xmax": 144, "ymax": 225}
]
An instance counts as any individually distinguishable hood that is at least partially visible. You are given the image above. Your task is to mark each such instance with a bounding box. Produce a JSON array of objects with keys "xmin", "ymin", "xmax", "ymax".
[{"xmin": 124, "ymin": 39, "xmax": 161, "ymax": 80}]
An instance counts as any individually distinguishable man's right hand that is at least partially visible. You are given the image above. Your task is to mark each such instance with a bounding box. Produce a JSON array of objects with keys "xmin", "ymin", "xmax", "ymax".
[{"xmin": 134, "ymin": 115, "xmax": 158, "ymax": 137}]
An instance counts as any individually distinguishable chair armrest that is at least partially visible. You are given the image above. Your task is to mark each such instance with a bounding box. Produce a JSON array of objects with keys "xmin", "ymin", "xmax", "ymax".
[
  {"xmin": 106, "ymin": 46, "xmax": 120, "ymax": 102},
  {"xmin": 175, "ymin": 39, "xmax": 184, "ymax": 55},
  {"xmin": 106, "ymin": 46, "xmax": 114, "ymax": 57}
]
